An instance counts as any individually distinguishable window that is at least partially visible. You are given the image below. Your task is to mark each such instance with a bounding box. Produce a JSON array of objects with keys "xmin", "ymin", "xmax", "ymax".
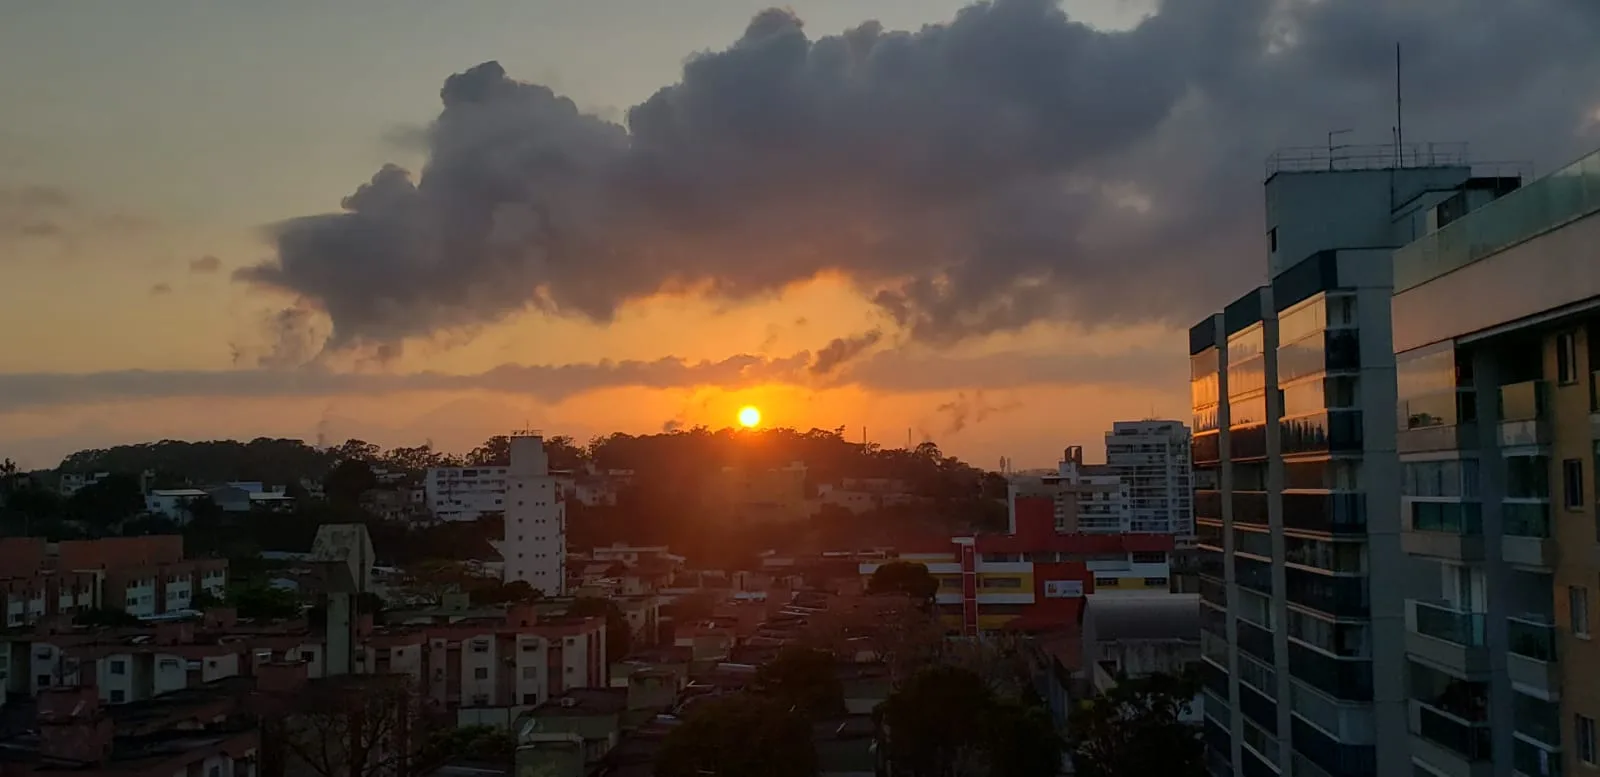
[
  {"xmin": 474, "ymin": 667, "xmax": 489, "ymax": 680},
  {"xmin": 1131, "ymin": 551, "xmax": 1167, "ymax": 564},
  {"xmin": 522, "ymin": 666, "xmax": 538, "ymax": 679},
  {"xmin": 981, "ymin": 577, "xmax": 1023, "ymax": 589},
  {"xmin": 1268, "ymin": 227, "xmax": 1278, "ymax": 252},
  {"xmin": 1558, "ymin": 332, "xmax": 1579, "ymax": 385},
  {"xmin": 110, "ymin": 689, "xmax": 125, "ymax": 703},
  {"xmin": 109, "ymin": 660, "xmax": 126, "ymax": 676},
  {"xmin": 1578, "ymin": 715, "xmax": 1597, "ymax": 764},
  {"xmin": 1565, "ymin": 459, "xmax": 1585, "ymax": 511},
  {"xmin": 1094, "ymin": 577, "xmax": 1119, "ymax": 588},
  {"xmin": 1143, "ymin": 577, "xmax": 1169, "ymax": 587},
  {"xmin": 1571, "ymin": 586, "xmax": 1591, "ymax": 638}
]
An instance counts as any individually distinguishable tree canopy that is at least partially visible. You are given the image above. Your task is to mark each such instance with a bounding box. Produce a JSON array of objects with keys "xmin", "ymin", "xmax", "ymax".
[
  {"xmin": 868, "ymin": 561, "xmax": 941, "ymax": 606},
  {"xmin": 566, "ymin": 597, "xmax": 631, "ymax": 663},
  {"xmin": 1067, "ymin": 671, "xmax": 1203, "ymax": 777},
  {"xmin": 751, "ymin": 646, "xmax": 845, "ymax": 720},
  {"xmin": 654, "ymin": 694, "xmax": 818, "ymax": 777},
  {"xmin": 878, "ymin": 665, "xmax": 1062, "ymax": 777}
]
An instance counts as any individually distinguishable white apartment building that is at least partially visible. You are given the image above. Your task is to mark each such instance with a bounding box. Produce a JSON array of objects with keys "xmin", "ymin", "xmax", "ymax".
[
  {"xmin": 501, "ymin": 433, "xmax": 566, "ymax": 595},
  {"xmin": 1105, "ymin": 420, "xmax": 1195, "ymax": 536},
  {"xmin": 424, "ymin": 464, "xmax": 511, "ymax": 522},
  {"xmin": 1056, "ymin": 446, "xmax": 1131, "ymax": 533}
]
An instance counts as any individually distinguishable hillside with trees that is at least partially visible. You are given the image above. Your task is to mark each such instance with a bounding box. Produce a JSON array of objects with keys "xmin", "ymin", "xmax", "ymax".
[{"xmin": 5, "ymin": 426, "xmax": 1007, "ymax": 569}]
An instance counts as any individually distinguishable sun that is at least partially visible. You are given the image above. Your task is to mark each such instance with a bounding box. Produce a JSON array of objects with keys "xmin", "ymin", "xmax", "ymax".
[{"xmin": 737, "ymin": 405, "xmax": 762, "ymax": 428}]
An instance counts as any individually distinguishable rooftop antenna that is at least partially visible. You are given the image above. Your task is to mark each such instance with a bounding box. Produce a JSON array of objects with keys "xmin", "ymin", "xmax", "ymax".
[
  {"xmin": 1327, "ymin": 129, "xmax": 1354, "ymax": 171},
  {"xmin": 1395, "ymin": 42, "xmax": 1405, "ymax": 168}
]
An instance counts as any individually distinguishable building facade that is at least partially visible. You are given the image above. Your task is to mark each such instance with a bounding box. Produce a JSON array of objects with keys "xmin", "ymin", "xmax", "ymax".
[
  {"xmin": 424, "ymin": 464, "xmax": 511, "ymax": 522},
  {"xmin": 860, "ymin": 495, "xmax": 1175, "ymax": 635},
  {"xmin": 501, "ymin": 432, "xmax": 567, "ymax": 595},
  {"xmin": 1106, "ymin": 420, "xmax": 1195, "ymax": 536},
  {"xmin": 1193, "ymin": 144, "xmax": 1500, "ymax": 777},
  {"xmin": 1390, "ymin": 144, "xmax": 1600, "ymax": 777}
]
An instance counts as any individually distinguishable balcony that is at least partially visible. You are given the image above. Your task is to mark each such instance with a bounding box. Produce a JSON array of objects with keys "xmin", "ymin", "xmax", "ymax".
[
  {"xmin": 1514, "ymin": 738, "xmax": 1562, "ymax": 777},
  {"xmin": 1394, "ymin": 145, "xmax": 1600, "ymax": 293},
  {"xmin": 1406, "ymin": 600, "xmax": 1490, "ymax": 676},
  {"xmin": 1281, "ymin": 411, "xmax": 1364, "ymax": 457},
  {"xmin": 1233, "ymin": 490, "xmax": 1269, "ymax": 528},
  {"xmin": 1283, "ymin": 492, "xmax": 1366, "ymax": 535},
  {"xmin": 1411, "ymin": 701, "xmax": 1493, "ymax": 776},
  {"xmin": 1502, "ymin": 502, "xmax": 1558, "ymax": 569},
  {"xmin": 1507, "ymin": 615, "xmax": 1561, "ymax": 693},
  {"xmin": 1402, "ymin": 501, "xmax": 1484, "ymax": 561},
  {"xmin": 1499, "ymin": 380, "xmax": 1551, "ymax": 448},
  {"xmin": 1289, "ymin": 643, "xmax": 1372, "ymax": 702},
  {"xmin": 1195, "ymin": 489, "xmax": 1223, "ymax": 521}
]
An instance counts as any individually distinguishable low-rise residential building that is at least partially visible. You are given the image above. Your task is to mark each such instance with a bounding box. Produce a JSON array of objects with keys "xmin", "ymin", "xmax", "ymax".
[
  {"xmin": 1, "ymin": 537, "xmax": 227, "ymax": 628},
  {"xmin": 860, "ymin": 494, "xmax": 1175, "ymax": 636},
  {"xmin": 142, "ymin": 489, "xmax": 210, "ymax": 523}
]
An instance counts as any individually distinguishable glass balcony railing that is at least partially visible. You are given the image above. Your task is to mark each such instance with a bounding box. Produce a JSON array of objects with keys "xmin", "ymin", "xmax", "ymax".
[
  {"xmin": 1514, "ymin": 739, "xmax": 1562, "ymax": 777},
  {"xmin": 1504, "ymin": 502, "xmax": 1553, "ymax": 538},
  {"xmin": 1508, "ymin": 615, "xmax": 1559, "ymax": 662},
  {"xmin": 1416, "ymin": 703, "xmax": 1493, "ymax": 762},
  {"xmin": 1407, "ymin": 501, "xmax": 1483, "ymax": 535},
  {"xmin": 1409, "ymin": 599, "xmax": 1486, "ymax": 647},
  {"xmin": 1394, "ymin": 145, "xmax": 1600, "ymax": 292},
  {"xmin": 1500, "ymin": 380, "xmax": 1550, "ymax": 423}
]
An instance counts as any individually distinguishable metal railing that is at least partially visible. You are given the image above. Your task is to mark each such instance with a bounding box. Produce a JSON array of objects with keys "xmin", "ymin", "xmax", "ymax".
[
  {"xmin": 1266, "ymin": 142, "xmax": 1470, "ymax": 176},
  {"xmin": 1396, "ymin": 145, "xmax": 1600, "ymax": 291}
]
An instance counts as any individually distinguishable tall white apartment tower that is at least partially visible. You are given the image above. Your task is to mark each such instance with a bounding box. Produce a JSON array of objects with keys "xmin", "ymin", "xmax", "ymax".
[
  {"xmin": 502, "ymin": 431, "xmax": 566, "ymax": 595},
  {"xmin": 1105, "ymin": 420, "xmax": 1194, "ymax": 536}
]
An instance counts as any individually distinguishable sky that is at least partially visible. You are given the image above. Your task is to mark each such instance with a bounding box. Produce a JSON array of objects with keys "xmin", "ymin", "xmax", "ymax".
[{"xmin": 1, "ymin": 0, "xmax": 1598, "ymax": 470}]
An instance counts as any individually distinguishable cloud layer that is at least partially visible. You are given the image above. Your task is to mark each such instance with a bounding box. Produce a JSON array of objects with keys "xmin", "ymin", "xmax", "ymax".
[
  {"xmin": 237, "ymin": 0, "xmax": 1600, "ymax": 355},
  {"xmin": 0, "ymin": 345, "xmax": 1178, "ymax": 414}
]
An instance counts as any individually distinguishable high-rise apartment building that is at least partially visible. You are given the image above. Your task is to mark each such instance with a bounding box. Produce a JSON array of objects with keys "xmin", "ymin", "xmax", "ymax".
[
  {"xmin": 501, "ymin": 432, "xmax": 567, "ymax": 595},
  {"xmin": 1106, "ymin": 420, "xmax": 1195, "ymax": 535},
  {"xmin": 1192, "ymin": 143, "xmax": 1513, "ymax": 777},
  {"xmin": 1390, "ymin": 144, "xmax": 1600, "ymax": 777}
]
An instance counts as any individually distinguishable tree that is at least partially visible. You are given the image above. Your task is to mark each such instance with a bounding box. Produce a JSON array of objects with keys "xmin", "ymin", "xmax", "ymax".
[
  {"xmin": 324, "ymin": 459, "xmax": 378, "ymax": 506},
  {"xmin": 867, "ymin": 561, "xmax": 940, "ymax": 607},
  {"xmin": 415, "ymin": 725, "xmax": 515, "ymax": 768},
  {"xmin": 228, "ymin": 584, "xmax": 302, "ymax": 619},
  {"xmin": 263, "ymin": 676, "xmax": 427, "ymax": 777},
  {"xmin": 65, "ymin": 473, "xmax": 145, "ymax": 525},
  {"xmin": 1068, "ymin": 671, "xmax": 1203, "ymax": 777},
  {"xmin": 878, "ymin": 665, "xmax": 1063, "ymax": 777},
  {"xmin": 567, "ymin": 597, "xmax": 632, "ymax": 663},
  {"xmin": 73, "ymin": 607, "xmax": 140, "ymax": 628},
  {"xmin": 654, "ymin": 694, "xmax": 817, "ymax": 777},
  {"xmin": 330, "ymin": 438, "xmax": 381, "ymax": 464},
  {"xmin": 752, "ymin": 646, "xmax": 844, "ymax": 719},
  {"xmin": 468, "ymin": 579, "xmax": 540, "ymax": 606},
  {"xmin": 465, "ymin": 436, "xmax": 510, "ymax": 466}
]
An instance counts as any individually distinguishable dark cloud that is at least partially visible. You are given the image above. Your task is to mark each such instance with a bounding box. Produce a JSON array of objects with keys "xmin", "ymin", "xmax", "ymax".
[
  {"xmin": 235, "ymin": 0, "xmax": 1600, "ymax": 355},
  {"xmin": 0, "ymin": 353, "xmax": 812, "ymax": 414},
  {"xmin": 935, "ymin": 390, "xmax": 1023, "ymax": 435},
  {"xmin": 809, "ymin": 330, "xmax": 882, "ymax": 375},
  {"xmin": 0, "ymin": 346, "xmax": 1172, "ymax": 415},
  {"xmin": 149, "ymin": 283, "xmax": 172, "ymax": 296},
  {"xmin": 189, "ymin": 255, "xmax": 222, "ymax": 274}
]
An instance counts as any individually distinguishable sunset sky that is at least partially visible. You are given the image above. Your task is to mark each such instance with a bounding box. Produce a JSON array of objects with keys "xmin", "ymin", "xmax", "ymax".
[{"xmin": 2, "ymin": 0, "xmax": 1597, "ymax": 470}]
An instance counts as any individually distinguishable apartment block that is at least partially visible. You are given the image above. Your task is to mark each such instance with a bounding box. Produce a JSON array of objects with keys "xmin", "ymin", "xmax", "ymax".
[
  {"xmin": 1107, "ymin": 420, "xmax": 1196, "ymax": 536},
  {"xmin": 1391, "ymin": 144, "xmax": 1600, "ymax": 777},
  {"xmin": 501, "ymin": 432, "xmax": 568, "ymax": 595},
  {"xmin": 1, "ymin": 536, "xmax": 226, "ymax": 627},
  {"xmin": 1193, "ymin": 143, "xmax": 1502, "ymax": 777},
  {"xmin": 425, "ymin": 464, "xmax": 511, "ymax": 521}
]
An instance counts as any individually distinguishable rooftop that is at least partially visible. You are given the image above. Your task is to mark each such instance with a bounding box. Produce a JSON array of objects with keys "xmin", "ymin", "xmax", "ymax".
[
  {"xmin": 528, "ymin": 688, "xmax": 628, "ymax": 718},
  {"xmin": 1394, "ymin": 144, "xmax": 1600, "ymax": 292},
  {"xmin": 1264, "ymin": 141, "xmax": 1469, "ymax": 177},
  {"xmin": 1083, "ymin": 593, "xmax": 1200, "ymax": 642}
]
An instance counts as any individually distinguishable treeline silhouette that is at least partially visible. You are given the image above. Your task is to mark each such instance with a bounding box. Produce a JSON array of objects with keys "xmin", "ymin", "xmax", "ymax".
[{"xmin": 9, "ymin": 427, "xmax": 1006, "ymax": 569}]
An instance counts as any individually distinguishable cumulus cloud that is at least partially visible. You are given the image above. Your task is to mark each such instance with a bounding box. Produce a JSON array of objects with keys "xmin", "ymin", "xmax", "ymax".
[
  {"xmin": 189, "ymin": 255, "xmax": 222, "ymax": 273},
  {"xmin": 235, "ymin": 0, "xmax": 1599, "ymax": 355}
]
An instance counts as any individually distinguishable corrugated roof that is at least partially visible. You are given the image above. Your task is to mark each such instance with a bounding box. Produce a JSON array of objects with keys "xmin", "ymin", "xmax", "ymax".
[{"xmin": 1083, "ymin": 593, "xmax": 1200, "ymax": 642}]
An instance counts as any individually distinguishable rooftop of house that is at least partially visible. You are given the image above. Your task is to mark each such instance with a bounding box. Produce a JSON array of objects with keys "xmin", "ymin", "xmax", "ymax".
[
  {"xmin": 528, "ymin": 687, "xmax": 629, "ymax": 718},
  {"xmin": 1083, "ymin": 593, "xmax": 1200, "ymax": 643}
]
